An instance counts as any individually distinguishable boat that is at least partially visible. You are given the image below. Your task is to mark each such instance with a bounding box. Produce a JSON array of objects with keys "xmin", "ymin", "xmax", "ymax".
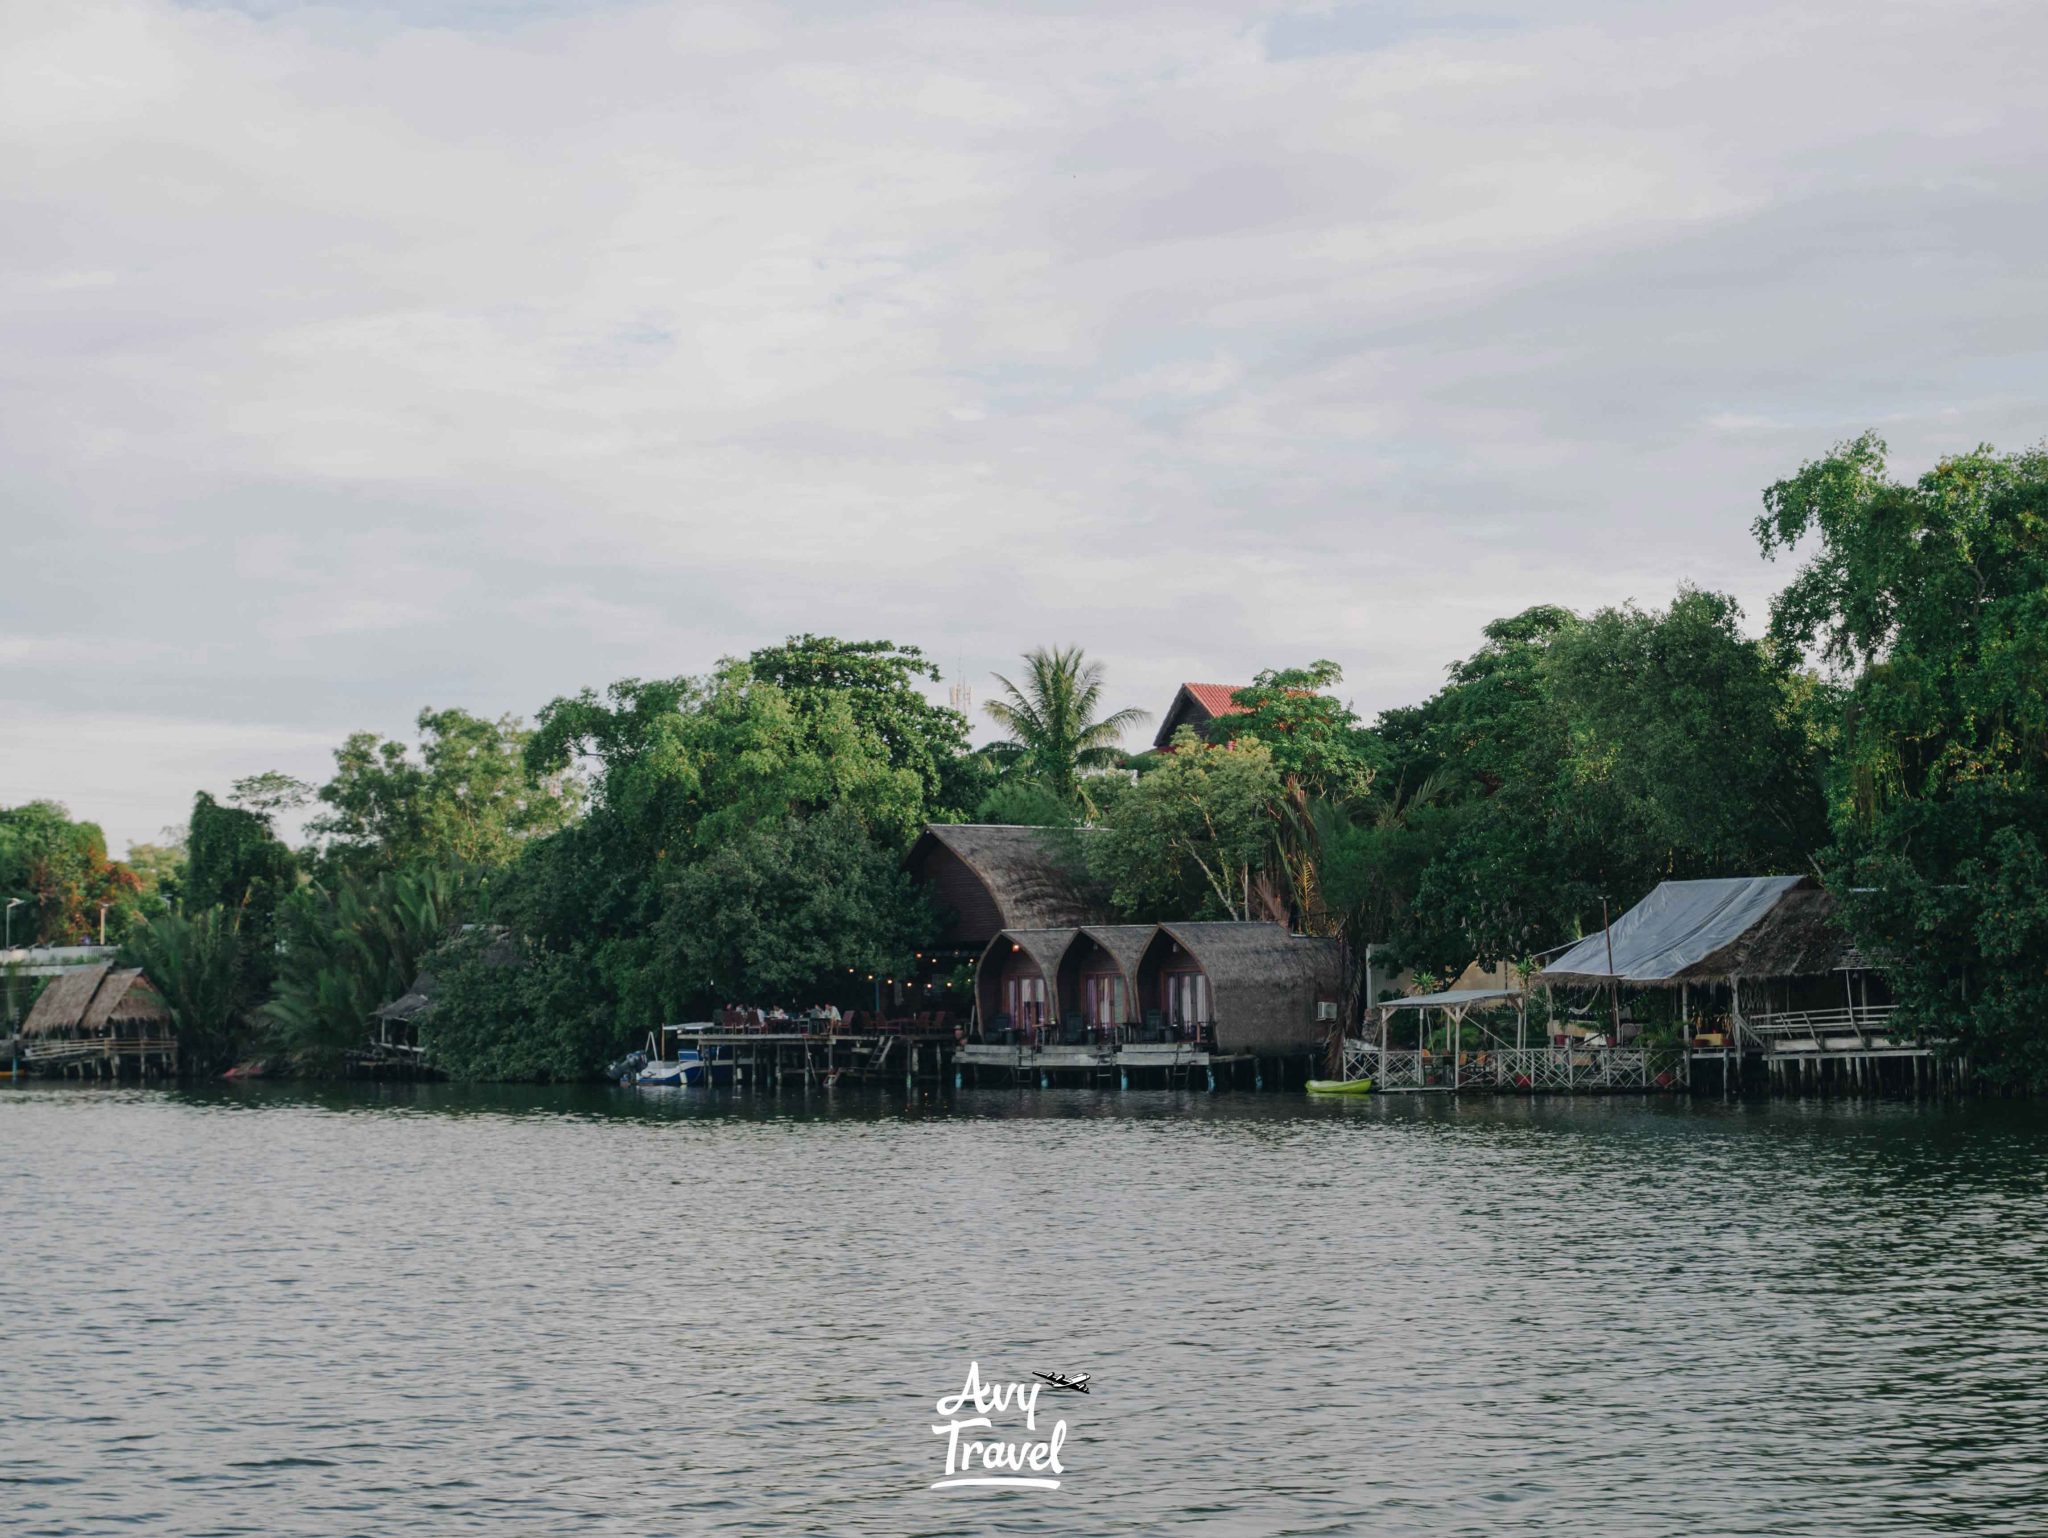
[
  {"xmin": 629, "ymin": 1031, "xmax": 705, "ymax": 1087},
  {"xmin": 635, "ymin": 1050, "xmax": 703, "ymax": 1087},
  {"xmin": 1305, "ymin": 1077, "xmax": 1374, "ymax": 1095}
]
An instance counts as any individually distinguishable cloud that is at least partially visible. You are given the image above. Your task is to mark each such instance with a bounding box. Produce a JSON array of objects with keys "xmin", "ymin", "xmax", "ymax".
[{"xmin": 1, "ymin": 0, "xmax": 2044, "ymax": 848}]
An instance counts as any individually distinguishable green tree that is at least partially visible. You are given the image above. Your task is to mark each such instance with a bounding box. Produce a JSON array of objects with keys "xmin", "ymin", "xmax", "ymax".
[
  {"xmin": 1211, "ymin": 662, "xmax": 1376, "ymax": 797},
  {"xmin": 265, "ymin": 864, "xmax": 472, "ymax": 1068},
  {"xmin": 650, "ymin": 804, "xmax": 936, "ymax": 1012},
  {"xmin": 120, "ymin": 908, "xmax": 249, "ymax": 1073},
  {"xmin": 983, "ymin": 645, "xmax": 1149, "ymax": 814},
  {"xmin": 185, "ymin": 791, "xmax": 298, "ymax": 1000},
  {"xmin": 0, "ymin": 801, "xmax": 142, "ymax": 945},
  {"xmin": 419, "ymin": 929, "xmax": 611, "ymax": 1083},
  {"xmin": 1093, "ymin": 730, "xmax": 1284, "ymax": 921},
  {"xmin": 746, "ymin": 635, "xmax": 984, "ymax": 820},
  {"xmin": 310, "ymin": 708, "xmax": 580, "ymax": 874},
  {"xmin": 1546, "ymin": 587, "xmax": 1833, "ymax": 874},
  {"xmin": 1208, "ymin": 662, "xmax": 1378, "ymax": 927},
  {"xmin": 1756, "ymin": 433, "xmax": 2048, "ymax": 1085},
  {"xmin": 123, "ymin": 834, "xmax": 187, "ymax": 922}
]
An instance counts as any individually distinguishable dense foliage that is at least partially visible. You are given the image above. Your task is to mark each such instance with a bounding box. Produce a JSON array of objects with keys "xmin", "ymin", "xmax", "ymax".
[
  {"xmin": 1756, "ymin": 434, "xmax": 2048, "ymax": 1087},
  {"xmin": 0, "ymin": 801, "xmax": 143, "ymax": 945},
  {"xmin": 62, "ymin": 439, "xmax": 2048, "ymax": 1088}
]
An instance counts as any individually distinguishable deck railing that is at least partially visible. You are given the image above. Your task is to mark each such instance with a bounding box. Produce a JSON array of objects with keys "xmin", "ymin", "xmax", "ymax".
[
  {"xmin": 1342, "ymin": 1042, "xmax": 1684, "ymax": 1091},
  {"xmin": 1736, "ymin": 1005, "xmax": 1902, "ymax": 1049},
  {"xmin": 19, "ymin": 1035, "xmax": 178, "ymax": 1062}
]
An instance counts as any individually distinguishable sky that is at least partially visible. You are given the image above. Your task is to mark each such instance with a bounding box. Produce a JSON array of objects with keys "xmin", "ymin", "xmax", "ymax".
[{"xmin": 3, "ymin": 0, "xmax": 2045, "ymax": 854}]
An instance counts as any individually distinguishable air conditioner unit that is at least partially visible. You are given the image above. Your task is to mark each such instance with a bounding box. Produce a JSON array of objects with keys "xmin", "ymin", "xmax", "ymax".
[{"xmin": 1316, "ymin": 1002, "xmax": 1339, "ymax": 1021}]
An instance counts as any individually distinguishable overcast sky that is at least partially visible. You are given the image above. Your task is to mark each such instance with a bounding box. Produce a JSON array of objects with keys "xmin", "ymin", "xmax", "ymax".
[{"xmin": 3, "ymin": 0, "xmax": 2044, "ymax": 853}]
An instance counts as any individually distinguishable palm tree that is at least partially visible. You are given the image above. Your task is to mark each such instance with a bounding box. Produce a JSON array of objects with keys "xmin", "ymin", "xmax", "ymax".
[{"xmin": 984, "ymin": 646, "xmax": 1149, "ymax": 814}]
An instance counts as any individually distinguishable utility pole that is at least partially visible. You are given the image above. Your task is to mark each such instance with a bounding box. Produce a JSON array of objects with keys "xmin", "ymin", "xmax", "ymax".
[
  {"xmin": 1602, "ymin": 895, "xmax": 1623, "ymax": 1047},
  {"xmin": 5, "ymin": 898, "xmax": 21, "ymax": 1076}
]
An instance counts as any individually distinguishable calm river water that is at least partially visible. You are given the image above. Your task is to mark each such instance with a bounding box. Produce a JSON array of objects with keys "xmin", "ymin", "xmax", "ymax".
[{"xmin": 4, "ymin": 1083, "xmax": 2046, "ymax": 1536}]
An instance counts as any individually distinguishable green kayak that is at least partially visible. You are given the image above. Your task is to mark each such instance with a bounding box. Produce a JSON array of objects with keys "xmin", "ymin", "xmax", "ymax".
[{"xmin": 1305, "ymin": 1078, "xmax": 1374, "ymax": 1095}]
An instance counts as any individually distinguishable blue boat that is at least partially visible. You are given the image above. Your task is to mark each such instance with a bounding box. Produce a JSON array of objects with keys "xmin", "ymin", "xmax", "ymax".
[{"xmin": 634, "ymin": 1050, "xmax": 703, "ymax": 1087}]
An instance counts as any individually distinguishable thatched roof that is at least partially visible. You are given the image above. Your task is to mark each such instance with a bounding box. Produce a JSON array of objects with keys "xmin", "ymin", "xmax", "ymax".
[
  {"xmin": 373, "ymin": 970, "xmax": 437, "ymax": 1024},
  {"xmin": 1540, "ymin": 876, "xmax": 1856, "ymax": 987},
  {"xmin": 974, "ymin": 928, "xmax": 1079, "ymax": 1025},
  {"xmin": 906, "ymin": 824, "xmax": 1107, "ymax": 939},
  {"xmin": 985, "ymin": 929, "xmax": 1075, "ymax": 984},
  {"xmin": 1069, "ymin": 924, "xmax": 1156, "ymax": 991},
  {"xmin": 1687, "ymin": 887, "xmax": 1856, "ymax": 979},
  {"xmin": 1152, "ymin": 922, "xmax": 1345, "ymax": 1054},
  {"xmin": 21, "ymin": 963, "xmax": 173, "ymax": 1037}
]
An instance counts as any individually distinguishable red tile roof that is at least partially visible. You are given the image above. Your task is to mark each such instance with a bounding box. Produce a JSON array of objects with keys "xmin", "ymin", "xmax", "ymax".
[
  {"xmin": 1182, "ymin": 682, "xmax": 1250, "ymax": 718},
  {"xmin": 1153, "ymin": 682, "xmax": 1255, "ymax": 749}
]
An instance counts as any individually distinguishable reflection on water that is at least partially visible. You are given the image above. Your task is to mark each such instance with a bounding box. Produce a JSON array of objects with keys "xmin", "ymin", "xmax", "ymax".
[{"xmin": 5, "ymin": 1083, "xmax": 2046, "ymax": 1536}]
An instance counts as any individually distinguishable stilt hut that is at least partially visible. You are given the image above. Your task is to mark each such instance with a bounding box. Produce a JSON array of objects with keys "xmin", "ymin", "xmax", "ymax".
[
  {"xmin": 905, "ymin": 824, "xmax": 1109, "ymax": 1005},
  {"xmin": 1135, "ymin": 923, "xmax": 1345, "ymax": 1053},
  {"xmin": 1058, "ymin": 925, "xmax": 1155, "ymax": 1040},
  {"xmin": 975, "ymin": 929, "xmax": 1077, "ymax": 1044},
  {"xmin": 904, "ymin": 825, "xmax": 1107, "ymax": 948},
  {"xmin": 370, "ymin": 970, "xmax": 436, "ymax": 1061},
  {"xmin": 17, "ymin": 962, "xmax": 176, "ymax": 1077},
  {"xmin": 1537, "ymin": 875, "xmax": 1902, "ymax": 1078}
]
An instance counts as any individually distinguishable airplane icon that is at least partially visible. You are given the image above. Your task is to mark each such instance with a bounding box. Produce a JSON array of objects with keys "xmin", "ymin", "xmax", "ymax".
[{"xmin": 1034, "ymin": 1370, "xmax": 1090, "ymax": 1394}]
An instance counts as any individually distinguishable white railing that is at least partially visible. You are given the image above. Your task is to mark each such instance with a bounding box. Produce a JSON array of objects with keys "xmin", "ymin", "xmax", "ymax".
[
  {"xmin": 1345, "ymin": 1043, "xmax": 1427, "ymax": 1089},
  {"xmin": 1339, "ymin": 1042, "xmax": 1684, "ymax": 1091},
  {"xmin": 1744, "ymin": 1003, "xmax": 1900, "ymax": 1056}
]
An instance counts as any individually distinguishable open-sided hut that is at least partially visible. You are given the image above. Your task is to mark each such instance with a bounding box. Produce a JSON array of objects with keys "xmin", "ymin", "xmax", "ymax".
[
  {"xmin": 1137, "ymin": 923, "xmax": 1345, "ymax": 1053},
  {"xmin": 371, "ymin": 969, "xmax": 436, "ymax": 1059},
  {"xmin": 1537, "ymin": 875, "xmax": 1888, "ymax": 1049},
  {"xmin": 975, "ymin": 928, "xmax": 1077, "ymax": 1042},
  {"xmin": 18, "ymin": 961, "xmax": 176, "ymax": 1076}
]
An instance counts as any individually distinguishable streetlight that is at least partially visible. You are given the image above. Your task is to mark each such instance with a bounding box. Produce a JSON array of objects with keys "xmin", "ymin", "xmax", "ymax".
[
  {"xmin": 98, "ymin": 902, "xmax": 111, "ymax": 946},
  {"xmin": 4, "ymin": 898, "xmax": 21, "ymax": 952}
]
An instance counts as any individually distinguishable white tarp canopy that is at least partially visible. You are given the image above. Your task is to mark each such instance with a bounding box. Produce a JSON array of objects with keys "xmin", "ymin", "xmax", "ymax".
[
  {"xmin": 1378, "ymin": 988, "xmax": 1524, "ymax": 1011},
  {"xmin": 1538, "ymin": 876, "xmax": 1809, "ymax": 984}
]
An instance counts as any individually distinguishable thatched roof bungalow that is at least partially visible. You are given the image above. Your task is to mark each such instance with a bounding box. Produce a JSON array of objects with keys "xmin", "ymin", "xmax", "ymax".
[
  {"xmin": 1143, "ymin": 923, "xmax": 1345, "ymax": 1054},
  {"xmin": 21, "ymin": 962, "xmax": 172, "ymax": 1039},
  {"xmin": 17, "ymin": 961, "xmax": 177, "ymax": 1075},
  {"xmin": 905, "ymin": 824, "xmax": 1107, "ymax": 949},
  {"xmin": 975, "ymin": 928, "xmax": 1077, "ymax": 1037},
  {"xmin": 1058, "ymin": 924, "xmax": 1155, "ymax": 1033},
  {"xmin": 969, "ymin": 921, "xmax": 1346, "ymax": 1054}
]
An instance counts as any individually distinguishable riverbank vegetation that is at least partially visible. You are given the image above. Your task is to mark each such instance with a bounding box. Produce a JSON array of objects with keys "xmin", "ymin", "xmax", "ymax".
[{"xmin": 7, "ymin": 435, "xmax": 2042, "ymax": 1087}]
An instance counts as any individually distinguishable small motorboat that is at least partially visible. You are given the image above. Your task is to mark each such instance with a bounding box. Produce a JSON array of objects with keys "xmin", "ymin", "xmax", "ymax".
[
  {"xmin": 1305, "ymin": 1077, "xmax": 1374, "ymax": 1095},
  {"xmin": 635, "ymin": 1050, "xmax": 703, "ymax": 1087}
]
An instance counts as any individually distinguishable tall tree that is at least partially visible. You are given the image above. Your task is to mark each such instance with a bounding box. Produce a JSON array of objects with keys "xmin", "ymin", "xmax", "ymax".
[
  {"xmin": 0, "ymin": 801, "xmax": 142, "ymax": 945},
  {"xmin": 983, "ymin": 645, "xmax": 1149, "ymax": 814},
  {"xmin": 1093, "ymin": 730, "xmax": 1283, "ymax": 921},
  {"xmin": 184, "ymin": 792, "xmax": 297, "ymax": 996},
  {"xmin": 310, "ymin": 708, "xmax": 581, "ymax": 875},
  {"xmin": 746, "ymin": 635, "xmax": 984, "ymax": 821},
  {"xmin": 1756, "ymin": 432, "xmax": 2048, "ymax": 1086},
  {"xmin": 1545, "ymin": 586, "xmax": 1833, "ymax": 875},
  {"xmin": 120, "ymin": 908, "xmax": 249, "ymax": 1073}
]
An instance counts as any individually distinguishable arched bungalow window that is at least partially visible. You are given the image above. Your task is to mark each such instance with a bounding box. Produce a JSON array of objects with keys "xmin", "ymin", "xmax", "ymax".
[{"xmin": 1162, "ymin": 968, "xmax": 1210, "ymax": 1032}]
